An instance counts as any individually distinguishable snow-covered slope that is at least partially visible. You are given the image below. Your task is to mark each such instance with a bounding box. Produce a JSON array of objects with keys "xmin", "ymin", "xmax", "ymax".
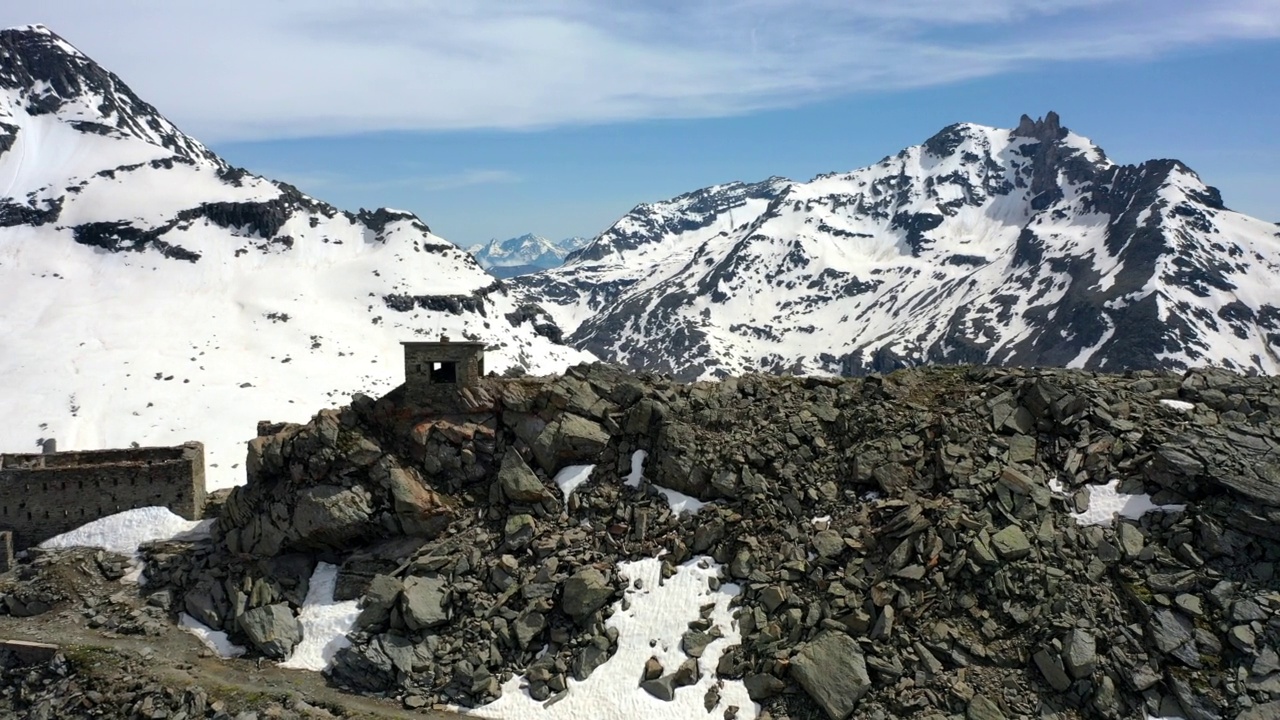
[
  {"xmin": 0, "ymin": 24, "xmax": 590, "ymax": 489},
  {"xmin": 468, "ymin": 233, "xmax": 589, "ymax": 278},
  {"xmin": 516, "ymin": 113, "xmax": 1280, "ymax": 380}
]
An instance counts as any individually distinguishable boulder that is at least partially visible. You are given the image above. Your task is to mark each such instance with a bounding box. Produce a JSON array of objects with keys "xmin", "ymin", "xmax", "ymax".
[
  {"xmin": 291, "ymin": 485, "xmax": 373, "ymax": 547},
  {"xmin": 400, "ymin": 577, "xmax": 449, "ymax": 630},
  {"xmin": 237, "ymin": 603, "xmax": 302, "ymax": 659},
  {"xmin": 561, "ymin": 568, "xmax": 613, "ymax": 623},
  {"xmin": 498, "ymin": 451, "xmax": 551, "ymax": 504},
  {"xmin": 356, "ymin": 574, "xmax": 403, "ymax": 631},
  {"xmin": 791, "ymin": 630, "xmax": 872, "ymax": 719},
  {"xmin": 386, "ymin": 466, "xmax": 453, "ymax": 537},
  {"xmin": 531, "ymin": 413, "xmax": 610, "ymax": 473}
]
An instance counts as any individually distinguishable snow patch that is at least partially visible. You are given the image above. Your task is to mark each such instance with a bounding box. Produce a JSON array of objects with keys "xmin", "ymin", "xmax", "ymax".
[
  {"xmin": 179, "ymin": 612, "xmax": 246, "ymax": 659},
  {"xmin": 279, "ymin": 562, "xmax": 360, "ymax": 672},
  {"xmin": 471, "ymin": 557, "xmax": 757, "ymax": 720},
  {"xmin": 1160, "ymin": 399, "xmax": 1195, "ymax": 412},
  {"xmin": 38, "ymin": 507, "xmax": 212, "ymax": 556},
  {"xmin": 624, "ymin": 450, "xmax": 647, "ymax": 488},
  {"xmin": 653, "ymin": 486, "xmax": 709, "ymax": 515},
  {"xmin": 553, "ymin": 464, "xmax": 595, "ymax": 500},
  {"xmin": 1069, "ymin": 479, "xmax": 1186, "ymax": 527}
]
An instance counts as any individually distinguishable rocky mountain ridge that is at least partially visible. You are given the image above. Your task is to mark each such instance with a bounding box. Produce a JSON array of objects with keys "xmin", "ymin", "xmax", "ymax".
[
  {"xmin": 0, "ymin": 24, "xmax": 589, "ymax": 487},
  {"xmin": 515, "ymin": 112, "xmax": 1280, "ymax": 381},
  {"xmin": 47, "ymin": 361, "xmax": 1271, "ymax": 720}
]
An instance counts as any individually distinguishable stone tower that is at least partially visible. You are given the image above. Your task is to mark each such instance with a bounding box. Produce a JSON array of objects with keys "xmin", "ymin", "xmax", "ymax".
[{"xmin": 401, "ymin": 336, "xmax": 487, "ymax": 408}]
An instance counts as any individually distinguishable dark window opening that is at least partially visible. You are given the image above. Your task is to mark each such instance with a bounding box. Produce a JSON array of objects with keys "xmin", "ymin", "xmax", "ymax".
[
  {"xmin": 478, "ymin": 357, "xmax": 486, "ymax": 377},
  {"xmin": 429, "ymin": 361, "xmax": 458, "ymax": 384}
]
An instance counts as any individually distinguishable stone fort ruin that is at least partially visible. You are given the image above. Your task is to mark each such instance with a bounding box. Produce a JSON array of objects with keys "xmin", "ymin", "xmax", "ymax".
[
  {"xmin": 0, "ymin": 442, "xmax": 206, "ymax": 572},
  {"xmin": 401, "ymin": 336, "xmax": 487, "ymax": 408}
]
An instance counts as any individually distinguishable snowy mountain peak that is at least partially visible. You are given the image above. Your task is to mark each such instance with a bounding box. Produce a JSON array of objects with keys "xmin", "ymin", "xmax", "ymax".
[
  {"xmin": 469, "ymin": 232, "xmax": 590, "ymax": 278},
  {"xmin": 0, "ymin": 24, "xmax": 218, "ymax": 164},
  {"xmin": 516, "ymin": 113, "xmax": 1280, "ymax": 380},
  {"xmin": 1, "ymin": 26, "xmax": 590, "ymax": 489}
]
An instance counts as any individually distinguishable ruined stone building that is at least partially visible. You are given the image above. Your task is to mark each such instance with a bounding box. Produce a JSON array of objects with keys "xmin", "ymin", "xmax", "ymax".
[
  {"xmin": 0, "ymin": 442, "xmax": 206, "ymax": 571},
  {"xmin": 401, "ymin": 337, "xmax": 487, "ymax": 408}
]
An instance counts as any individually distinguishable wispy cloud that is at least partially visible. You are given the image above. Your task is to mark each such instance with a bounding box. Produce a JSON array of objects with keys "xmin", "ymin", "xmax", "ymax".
[{"xmin": 8, "ymin": 0, "xmax": 1280, "ymax": 141}]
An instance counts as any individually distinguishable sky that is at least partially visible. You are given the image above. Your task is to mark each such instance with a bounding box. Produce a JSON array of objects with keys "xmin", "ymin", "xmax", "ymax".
[{"xmin": 5, "ymin": 1, "xmax": 1280, "ymax": 246}]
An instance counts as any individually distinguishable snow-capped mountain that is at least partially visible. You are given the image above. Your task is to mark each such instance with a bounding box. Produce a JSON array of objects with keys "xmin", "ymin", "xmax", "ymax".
[
  {"xmin": 468, "ymin": 233, "xmax": 589, "ymax": 278},
  {"xmin": 0, "ymin": 24, "xmax": 590, "ymax": 489},
  {"xmin": 515, "ymin": 112, "xmax": 1280, "ymax": 380}
]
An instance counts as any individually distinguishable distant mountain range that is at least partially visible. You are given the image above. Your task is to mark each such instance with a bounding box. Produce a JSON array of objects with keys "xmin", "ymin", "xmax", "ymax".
[
  {"xmin": 513, "ymin": 112, "xmax": 1280, "ymax": 380},
  {"xmin": 468, "ymin": 233, "xmax": 590, "ymax": 278},
  {"xmin": 0, "ymin": 24, "xmax": 589, "ymax": 488}
]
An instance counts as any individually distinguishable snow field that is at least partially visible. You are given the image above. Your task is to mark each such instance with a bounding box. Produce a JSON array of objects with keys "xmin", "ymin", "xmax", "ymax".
[
  {"xmin": 471, "ymin": 557, "xmax": 757, "ymax": 720},
  {"xmin": 279, "ymin": 561, "xmax": 360, "ymax": 671}
]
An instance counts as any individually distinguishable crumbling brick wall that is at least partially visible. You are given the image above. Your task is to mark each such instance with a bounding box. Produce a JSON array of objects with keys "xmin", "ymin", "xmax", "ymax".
[{"xmin": 0, "ymin": 442, "xmax": 205, "ymax": 550}]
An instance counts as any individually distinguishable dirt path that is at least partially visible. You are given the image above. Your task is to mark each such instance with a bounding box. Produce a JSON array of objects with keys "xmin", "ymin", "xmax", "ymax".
[{"xmin": 0, "ymin": 612, "xmax": 468, "ymax": 719}]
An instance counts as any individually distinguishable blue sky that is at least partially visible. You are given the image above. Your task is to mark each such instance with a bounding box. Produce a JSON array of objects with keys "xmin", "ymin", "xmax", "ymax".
[{"xmin": 8, "ymin": 1, "xmax": 1280, "ymax": 245}]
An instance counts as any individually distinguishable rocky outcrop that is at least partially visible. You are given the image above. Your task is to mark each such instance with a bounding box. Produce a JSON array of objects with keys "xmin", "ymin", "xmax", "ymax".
[{"xmin": 129, "ymin": 363, "xmax": 1280, "ymax": 718}]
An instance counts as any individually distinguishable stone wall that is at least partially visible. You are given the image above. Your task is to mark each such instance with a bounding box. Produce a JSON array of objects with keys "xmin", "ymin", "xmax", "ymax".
[
  {"xmin": 0, "ymin": 442, "xmax": 205, "ymax": 549},
  {"xmin": 402, "ymin": 341, "xmax": 486, "ymax": 409},
  {"xmin": 0, "ymin": 531, "xmax": 11, "ymax": 574}
]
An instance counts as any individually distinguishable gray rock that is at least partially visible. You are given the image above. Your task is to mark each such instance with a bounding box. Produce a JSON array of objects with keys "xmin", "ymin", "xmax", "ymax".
[
  {"xmin": 532, "ymin": 413, "xmax": 610, "ymax": 473},
  {"xmin": 642, "ymin": 656, "xmax": 664, "ymax": 681},
  {"xmin": 514, "ymin": 611, "xmax": 546, "ymax": 648},
  {"xmin": 291, "ymin": 484, "xmax": 373, "ymax": 547},
  {"xmin": 1063, "ymin": 629, "xmax": 1096, "ymax": 679},
  {"xmin": 562, "ymin": 568, "xmax": 613, "ymax": 623},
  {"xmin": 1033, "ymin": 648, "xmax": 1071, "ymax": 692},
  {"xmin": 812, "ymin": 530, "xmax": 845, "ymax": 558},
  {"xmin": 1117, "ymin": 522, "xmax": 1145, "ymax": 559},
  {"xmin": 184, "ymin": 578, "xmax": 228, "ymax": 630},
  {"xmin": 237, "ymin": 603, "xmax": 302, "ymax": 659},
  {"xmin": 640, "ymin": 674, "xmax": 677, "ymax": 701},
  {"xmin": 572, "ymin": 635, "xmax": 613, "ymax": 680},
  {"xmin": 673, "ymin": 657, "xmax": 700, "ymax": 687},
  {"xmin": 400, "ymin": 576, "xmax": 448, "ymax": 630},
  {"xmin": 990, "ymin": 525, "xmax": 1032, "ymax": 560},
  {"xmin": 681, "ymin": 629, "xmax": 715, "ymax": 658},
  {"xmin": 791, "ymin": 630, "xmax": 872, "ymax": 720},
  {"xmin": 744, "ymin": 673, "xmax": 786, "ymax": 701},
  {"xmin": 967, "ymin": 694, "xmax": 1006, "ymax": 720},
  {"xmin": 1229, "ymin": 625, "xmax": 1256, "ymax": 651},
  {"xmin": 498, "ymin": 451, "xmax": 551, "ymax": 504},
  {"xmin": 355, "ymin": 574, "xmax": 402, "ymax": 630},
  {"xmin": 504, "ymin": 514, "xmax": 537, "ymax": 551},
  {"xmin": 1238, "ymin": 701, "xmax": 1280, "ymax": 720},
  {"xmin": 1147, "ymin": 608, "xmax": 1194, "ymax": 655}
]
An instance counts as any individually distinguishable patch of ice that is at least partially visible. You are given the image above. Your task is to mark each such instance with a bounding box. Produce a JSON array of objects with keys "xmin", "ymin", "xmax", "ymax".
[
  {"xmin": 1070, "ymin": 479, "xmax": 1186, "ymax": 527},
  {"xmin": 624, "ymin": 450, "xmax": 647, "ymax": 488},
  {"xmin": 179, "ymin": 612, "xmax": 246, "ymax": 659},
  {"xmin": 860, "ymin": 490, "xmax": 882, "ymax": 501},
  {"xmin": 471, "ymin": 557, "xmax": 757, "ymax": 720},
  {"xmin": 279, "ymin": 561, "xmax": 359, "ymax": 671},
  {"xmin": 554, "ymin": 464, "xmax": 595, "ymax": 500},
  {"xmin": 38, "ymin": 507, "xmax": 212, "ymax": 556},
  {"xmin": 653, "ymin": 486, "xmax": 709, "ymax": 515},
  {"xmin": 1160, "ymin": 399, "xmax": 1195, "ymax": 412}
]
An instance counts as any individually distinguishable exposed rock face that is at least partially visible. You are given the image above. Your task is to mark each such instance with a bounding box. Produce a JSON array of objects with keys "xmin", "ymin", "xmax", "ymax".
[{"xmin": 131, "ymin": 363, "xmax": 1280, "ymax": 719}]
